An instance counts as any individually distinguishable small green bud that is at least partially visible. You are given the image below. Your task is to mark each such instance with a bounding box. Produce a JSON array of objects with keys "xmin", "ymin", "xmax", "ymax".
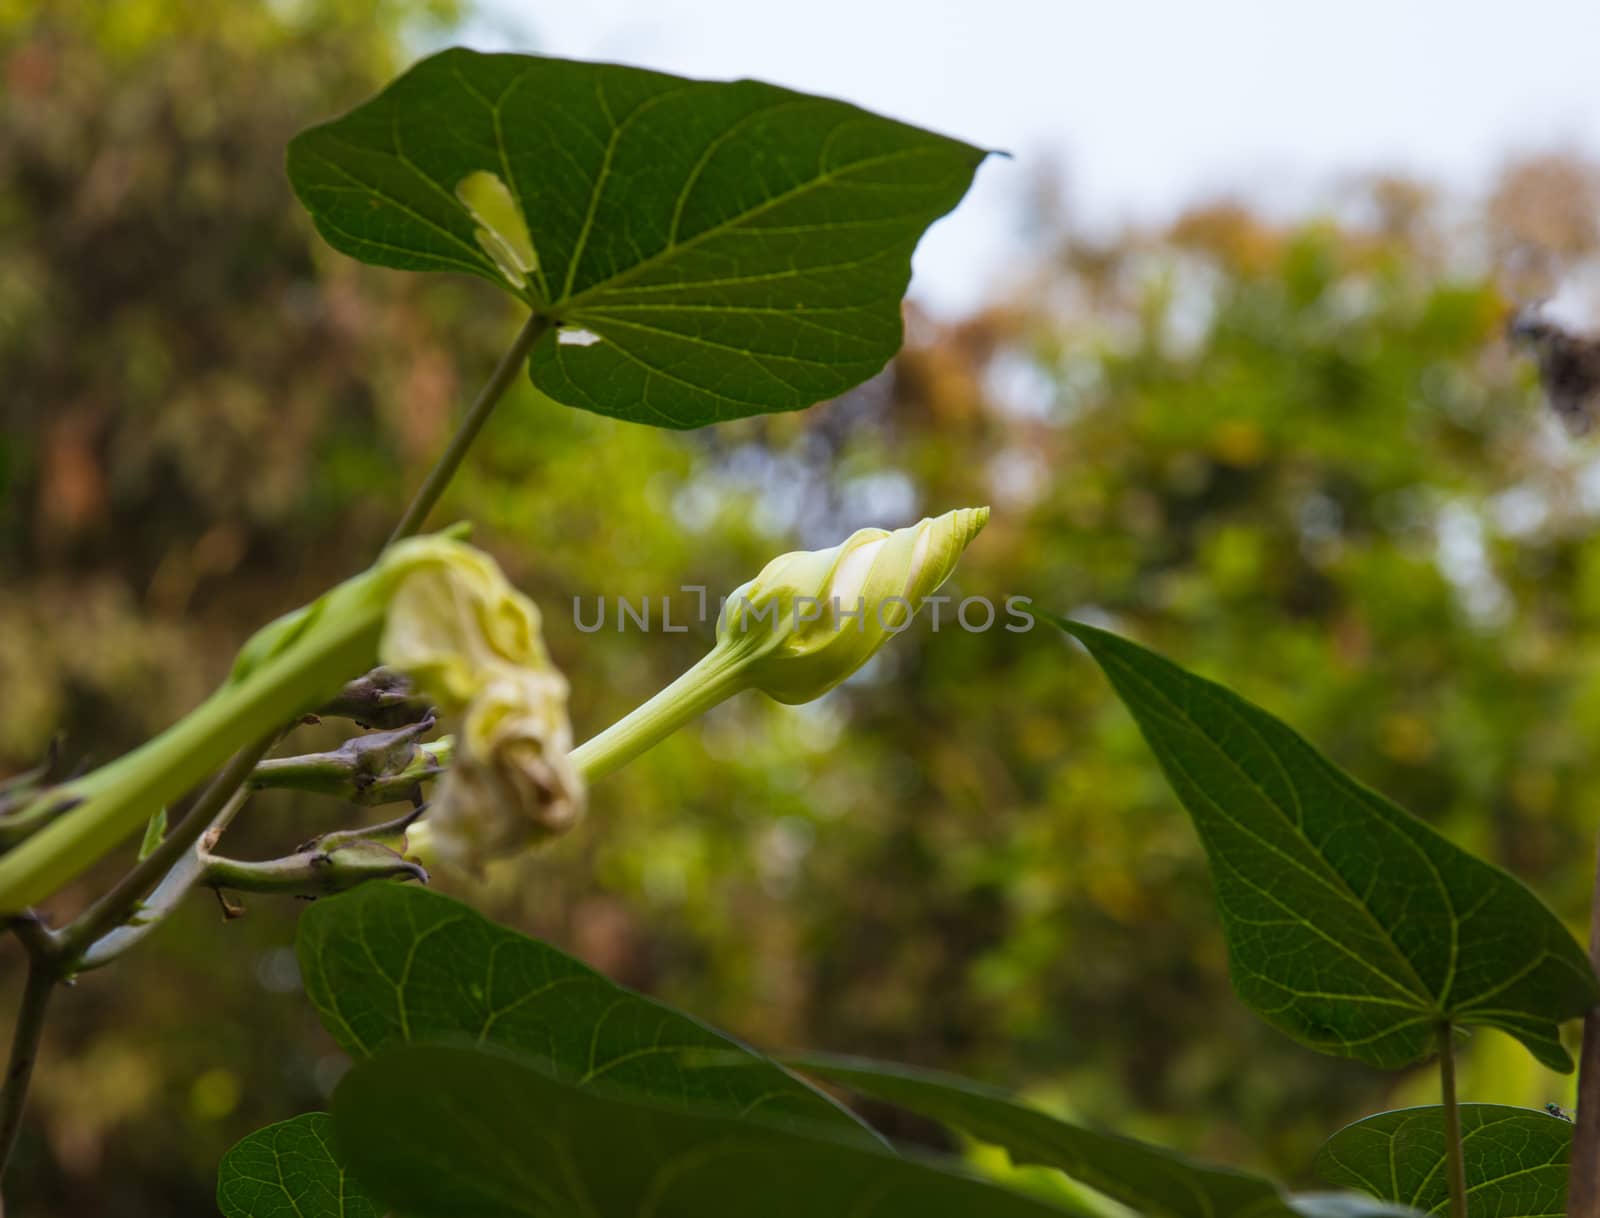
[
  {"xmin": 718, "ymin": 506, "xmax": 989, "ymax": 703},
  {"xmin": 137, "ymin": 808, "xmax": 168, "ymax": 861}
]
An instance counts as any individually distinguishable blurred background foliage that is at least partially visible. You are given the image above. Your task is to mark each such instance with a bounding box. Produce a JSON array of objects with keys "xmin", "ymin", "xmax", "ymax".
[{"xmin": 5, "ymin": 2, "xmax": 1600, "ymax": 1215}]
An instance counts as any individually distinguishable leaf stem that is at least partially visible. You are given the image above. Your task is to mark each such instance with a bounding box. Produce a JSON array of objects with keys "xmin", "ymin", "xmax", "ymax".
[
  {"xmin": 387, "ymin": 311, "xmax": 551, "ymax": 546},
  {"xmin": 1438, "ymin": 1023, "xmax": 1468, "ymax": 1218},
  {"xmin": 1568, "ymin": 830, "xmax": 1600, "ymax": 1218}
]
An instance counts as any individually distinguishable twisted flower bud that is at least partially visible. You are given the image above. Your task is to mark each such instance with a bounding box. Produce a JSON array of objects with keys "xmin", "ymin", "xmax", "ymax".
[
  {"xmin": 570, "ymin": 507, "xmax": 989, "ymax": 780},
  {"xmin": 720, "ymin": 507, "xmax": 990, "ymax": 704}
]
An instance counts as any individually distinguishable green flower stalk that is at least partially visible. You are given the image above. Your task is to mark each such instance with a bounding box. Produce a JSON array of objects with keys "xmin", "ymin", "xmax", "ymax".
[
  {"xmin": 569, "ymin": 506, "xmax": 989, "ymax": 781},
  {"xmin": 0, "ymin": 536, "xmax": 572, "ymax": 914}
]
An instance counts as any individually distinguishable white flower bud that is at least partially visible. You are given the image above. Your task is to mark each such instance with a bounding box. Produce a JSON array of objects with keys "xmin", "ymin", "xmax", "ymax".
[
  {"xmin": 718, "ymin": 506, "xmax": 989, "ymax": 703},
  {"xmin": 567, "ymin": 506, "xmax": 989, "ymax": 780}
]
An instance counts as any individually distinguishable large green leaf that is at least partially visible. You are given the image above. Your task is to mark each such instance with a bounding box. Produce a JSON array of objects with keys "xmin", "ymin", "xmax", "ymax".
[
  {"xmin": 217, "ymin": 1113, "xmax": 380, "ymax": 1218},
  {"xmin": 296, "ymin": 882, "xmax": 869, "ymax": 1139},
  {"xmin": 1052, "ymin": 618, "xmax": 1598, "ymax": 1071},
  {"xmin": 1317, "ymin": 1105, "xmax": 1571, "ymax": 1217},
  {"xmin": 288, "ymin": 48, "xmax": 988, "ymax": 428},
  {"xmin": 790, "ymin": 1054, "xmax": 1419, "ymax": 1218},
  {"xmin": 331, "ymin": 1043, "xmax": 1095, "ymax": 1218}
]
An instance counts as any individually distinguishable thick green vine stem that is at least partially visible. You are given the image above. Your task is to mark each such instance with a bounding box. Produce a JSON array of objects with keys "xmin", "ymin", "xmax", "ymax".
[
  {"xmin": 1438, "ymin": 1024, "xmax": 1468, "ymax": 1218},
  {"xmin": 202, "ymin": 841, "xmax": 425, "ymax": 896},
  {"xmin": 386, "ymin": 311, "xmax": 551, "ymax": 546}
]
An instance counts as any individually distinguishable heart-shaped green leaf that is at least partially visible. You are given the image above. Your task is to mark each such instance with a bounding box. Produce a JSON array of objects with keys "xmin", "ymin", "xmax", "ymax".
[
  {"xmin": 296, "ymin": 882, "xmax": 870, "ymax": 1139},
  {"xmin": 1317, "ymin": 1105, "xmax": 1571, "ymax": 1217},
  {"xmin": 331, "ymin": 1043, "xmax": 1095, "ymax": 1218},
  {"xmin": 217, "ymin": 1113, "xmax": 380, "ymax": 1218},
  {"xmin": 790, "ymin": 1054, "xmax": 1421, "ymax": 1218},
  {"xmin": 288, "ymin": 48, "xmax": 988, "ymax": 428},
  {"xmin": 1052, "ymin": 617, "xmax": 1598, "ymax": 1071}
]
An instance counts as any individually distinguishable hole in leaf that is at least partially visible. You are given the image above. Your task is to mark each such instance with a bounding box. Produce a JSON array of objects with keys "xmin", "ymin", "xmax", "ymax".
[
  {"xmin": 455, "ymin": 171, "xmax": 537, "ymax": 289},
  {"xmin": 557, "ymin": 328, "xmax": 602, "ymax": 347}
]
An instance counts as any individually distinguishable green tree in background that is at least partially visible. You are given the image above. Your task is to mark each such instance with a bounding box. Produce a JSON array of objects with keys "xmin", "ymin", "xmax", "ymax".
[{"xmin": 5, "ymin": 3, "xmax": 1600, "ymax": 1213}]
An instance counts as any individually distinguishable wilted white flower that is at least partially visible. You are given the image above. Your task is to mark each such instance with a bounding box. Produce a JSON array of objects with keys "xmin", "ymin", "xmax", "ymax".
[
  {"xmin": 379, "ymin": 537, "xmax": 549, "ymax": 712},
  {"xmin": 412, "ymin": 668, "xmax": 581, "ymax": 870},
  {"xmin": 377, "ymin": 537, "xmax": 583, "ymax": 870}
]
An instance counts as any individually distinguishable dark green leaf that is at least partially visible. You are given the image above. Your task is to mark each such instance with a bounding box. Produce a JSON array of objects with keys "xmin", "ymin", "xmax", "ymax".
[
  {"xmin": 790, "ymin": 1054, "xmax": 1419, "ymax": 1218},
  {"xmin": 1053, "ymin": 618, "xmax": 1598, "ymax": 1071},
  {"xmin": 288, "ymin": 48, "xmax": 988, "ymax": 427},
  {"xmin": 296, "ymin": 881, "xmax": 869, "ymax": 1139},
  {"xmin": 1317, "ymin": 1105, "xmax": 1571, "ymax": 1217},
  {"xmin": 331, "ymin": 1043, "xmax": 1093, "ymax": 1218},
  {"xmin": 217, "ymin": 1113, "xmax": 380, "ymax": 1218}
]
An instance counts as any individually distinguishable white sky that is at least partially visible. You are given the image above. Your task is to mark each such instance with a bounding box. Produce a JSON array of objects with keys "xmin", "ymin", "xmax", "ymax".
[{"xmin": 462, "ymin": 0, "xmax": 1600, "ymax": 316}]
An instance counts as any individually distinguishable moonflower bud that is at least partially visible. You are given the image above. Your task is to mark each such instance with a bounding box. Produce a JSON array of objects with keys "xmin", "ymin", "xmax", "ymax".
[
  {"xmin": 719, "ymin": 506, "xmax": 989, "ymax": 703},
  {"xmin": 569, "ymin": 507, "xmax": 988, "ymax": 780}
]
